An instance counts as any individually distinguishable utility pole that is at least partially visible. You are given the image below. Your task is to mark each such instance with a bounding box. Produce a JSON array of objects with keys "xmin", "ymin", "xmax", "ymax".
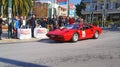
[
  {"xmin": 102, "ymin": 0, "xmax": 107, "ymax": 27},
  {"xmin": 90, "ymin": 0, "xmax": 93, "ymax": 23},
  {"xmin": 67, "ymin": 0, "xmax": 70, "ymax": 17},
  {"xmin": 51, "ymin": 0, "xmax": 55, "ymax": 18},
  {"xmin": 8, "ymin": 0, "xmax": 12, "ymax": 38}
]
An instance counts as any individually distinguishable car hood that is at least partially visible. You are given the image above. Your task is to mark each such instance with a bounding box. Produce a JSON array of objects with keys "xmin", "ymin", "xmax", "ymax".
[{"xmin": 47, "ymin": 28, "xmax": 72, "ymax": 35}]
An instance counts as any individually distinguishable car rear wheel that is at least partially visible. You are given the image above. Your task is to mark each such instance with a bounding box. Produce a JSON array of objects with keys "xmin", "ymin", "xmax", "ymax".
[
  {"xmin": 93, "ymin": 31, "xmax": 99, "ymax": 39},
  {"xmin": 72, "ymin": 33, "xmax": 79, "ymax": 42}
]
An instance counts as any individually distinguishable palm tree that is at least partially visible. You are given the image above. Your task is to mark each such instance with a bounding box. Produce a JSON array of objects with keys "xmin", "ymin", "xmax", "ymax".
[
  {"xmin": 0, "ymin": 0, "xmax": 33, "ymax": 17},
  {"xmin": 12, "ymin": 0, "xmax": 33, "ymax": 17},
  {"xmin": 0, "ymin": 0, "xmax": 7, "ymax": 16}
]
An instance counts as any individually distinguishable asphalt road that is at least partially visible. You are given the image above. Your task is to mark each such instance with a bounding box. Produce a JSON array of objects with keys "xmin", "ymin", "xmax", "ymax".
[{"xmin": 0, "ymin": 30, "xmax": 120, "ymax": 67}]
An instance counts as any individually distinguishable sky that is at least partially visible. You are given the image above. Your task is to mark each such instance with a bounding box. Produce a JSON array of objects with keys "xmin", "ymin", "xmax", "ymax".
[
  {"xmin": 70, "ymin": 0, "xmax": 81, "ymax": 5},
  {"xmin": 40, "ymin": 0, "xmax": 81, "ymax": 5}
]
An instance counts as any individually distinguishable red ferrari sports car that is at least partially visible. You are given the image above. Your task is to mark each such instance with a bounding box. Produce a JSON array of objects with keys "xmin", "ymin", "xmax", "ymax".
[{"xmin": 46, "ymin": 23, "xmax": 102, "ymax": 42}]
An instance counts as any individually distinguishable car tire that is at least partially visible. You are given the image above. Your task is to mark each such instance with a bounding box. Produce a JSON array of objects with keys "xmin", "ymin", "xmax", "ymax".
[
  {"xmin": 72, "ymin": 33, "xmax": 79, "ymax": 42},
  {"xmin": 93, "ymin": 31, "xmax": 99, "ymax": 39}
]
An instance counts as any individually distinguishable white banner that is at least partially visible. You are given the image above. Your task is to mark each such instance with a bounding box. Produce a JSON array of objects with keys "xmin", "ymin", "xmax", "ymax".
[
  {"xmin": 17, "ymin": 28, "xmax": 31, "ymax": 39},
  {"xmin": 34, "ymin": 28, "xmax": 48, "ymax": 39}
]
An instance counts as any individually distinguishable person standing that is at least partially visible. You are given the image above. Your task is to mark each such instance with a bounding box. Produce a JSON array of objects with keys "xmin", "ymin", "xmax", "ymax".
[
  {"xmin": 13, "ymin": 16, "xmax": 19, "ymax": 38},
  {"xmin": 65, "ymin": 16, "xmax": 69, "ymax": 25},
  {"xmin": 0, "ymin": 15, "xmax": 3, "ymax": 40},
  {"xmin": 19, "ymin": 16, "xmax": 26, "ymax": 28},
  {"xmin": 52, "ymin": 15, "xmax": 58, "ymax": 29},
  {"xmin": 80, "ymin": 18, "xmax": 84, "ymax": 24},
  {"xmin": 58, "ymin": 16, "xmax": 63, "ymax": 27},
  {"xmin": 69, "ymin": 17, "xmax": 74, "ymax": 24},
  {"xmin": 41, "ymin": 18, "xmax": 47, "ymax": 28},
  {"xmin": 30, "ymin": 14, "xmax": 36, "ymax": 37}
]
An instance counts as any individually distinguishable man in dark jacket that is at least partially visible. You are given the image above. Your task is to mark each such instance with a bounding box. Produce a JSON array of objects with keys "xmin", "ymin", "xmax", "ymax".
[
  {"xmin": 0, "ymin": 15, "xmax": 3, "ymax": 40},
  {"xmin": 52, "ymin": 15, "xmax": 58, "ymax": 29},
  {"xmin": 30, "ymin": 14, "xmax": 36, "ymax": 37}
]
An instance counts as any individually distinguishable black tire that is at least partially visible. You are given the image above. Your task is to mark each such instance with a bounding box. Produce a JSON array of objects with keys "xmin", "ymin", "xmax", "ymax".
[
  {"xmin": 71, "ymin": 33, "xmax": 79, "ymax": 42},
  {"xmin": 93, "ymin": 31, "xmax": 99, "ymax": 39}
]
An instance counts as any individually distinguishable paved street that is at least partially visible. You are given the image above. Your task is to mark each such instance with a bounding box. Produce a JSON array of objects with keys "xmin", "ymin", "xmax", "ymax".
[{"xmin": 0, "ymin": 30, "xmax": 120, "ymax": 67}]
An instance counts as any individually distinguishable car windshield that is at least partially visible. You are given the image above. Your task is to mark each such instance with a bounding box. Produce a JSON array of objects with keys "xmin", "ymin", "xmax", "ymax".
[{"xmin": 65, "ymin": 24, "xmax": 79, "ymax": 29}]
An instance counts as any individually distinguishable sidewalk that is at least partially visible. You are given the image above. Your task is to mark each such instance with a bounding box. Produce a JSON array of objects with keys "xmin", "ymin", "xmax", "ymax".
[
  {"xmin": 0, "ymin": 38, "xmax": 40, "ymax": 44},
  {"xmin": 0, "ymin": 29, "xmax": 42, "ymax": 44}
]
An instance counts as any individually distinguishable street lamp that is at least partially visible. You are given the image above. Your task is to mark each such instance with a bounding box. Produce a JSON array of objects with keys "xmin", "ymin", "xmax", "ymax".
[
  {"xmin": 102, "ymin": 0, "xmax": 107, "ymax": 27},
  {"xmin": 90, "ymin": 0, "xmax": 93, "ymax": 23},
  {"xmin": 51, "ymin": 0, "xmax": 55, "ymax": 18},
  {"xmin": 67, "ymin": 0, "xmax": 70, "ymax": 17},
  {"xmin": 8, "ymin": 0, "xmax": 12, "ymax": 38}
]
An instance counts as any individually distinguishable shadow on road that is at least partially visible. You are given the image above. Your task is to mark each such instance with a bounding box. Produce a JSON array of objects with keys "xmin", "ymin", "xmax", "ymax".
[
  {"xmin": 0, "ymin": 57, "xmax": 48, "ymax": 67},
  {"xmin": 37, "ymin": 39, "xmax": 65, "ymax": 44},
  {"xmin": 37, "ymin": 39, "xmax": 90, "ymax": 44}
]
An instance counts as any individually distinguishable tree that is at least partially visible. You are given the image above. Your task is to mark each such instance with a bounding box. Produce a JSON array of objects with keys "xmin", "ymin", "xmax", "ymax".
[
  {"xmin": 0, "ymin": 0, "xmax": 7, "ymax": 16},
  {"xmin": 13, "ymin": 0, "xmax": 33, "ymax": 16},
  {"xmin": 75, "ymin": 2, "xmax": 86, "ymax": 18},
  {"xmin": 0, "ymin": 0, "xmax": 33, "ymax": 17}
]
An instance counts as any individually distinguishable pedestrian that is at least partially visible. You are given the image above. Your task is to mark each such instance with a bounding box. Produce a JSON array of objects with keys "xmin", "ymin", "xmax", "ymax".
[
  {"xmin": 58, "ymin": 16, "xmax": 63, "ymax": 27},
  {"xmin": 52, "ymin": 15, "xmax": 58, "ymax": 29},
  {"xmin": 69, "ymin": 17, "xmax": 74, "ymax": 24},
  {"xmin": 13, "ymin": 16, "xmax": 19, "ymax": 38},
  {"xmin": 80, "ymin": 18, "xmax": 84, "ymax": 24},
  {"xmin": 37, "ymin": 17, "xmax": 42, "ymax": 27},
  {"xmin": 30, "ymin": 14, "xmax": 36, "ymax": 37},
  {"xmin": 41, "ymin": 18, "xmax": 47, "ymax": 28},
  {"xmin": 19, "ymin": 16, "xmax": 23, "ymax": 28},
  {"xmin": 47, "ymin": 17, "xmax": 53, "ymax": 31},
  {"xmin": 19, "ymin": 16, "xmax": 27, "ymax": 28},
  {"xmin": 0, "ymin": 15, "xmax": 3, "ymax": 40},
  {"xmin": 65, "ymin": 16, "xmax": 69, "ymax": 25}
]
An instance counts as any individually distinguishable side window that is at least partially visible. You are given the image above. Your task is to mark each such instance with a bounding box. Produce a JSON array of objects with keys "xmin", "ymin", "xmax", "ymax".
[
  {"xmin": 79, "ymin": 24, "xmax": 92, "ymax": 30},
  {"xmin": 84, "ymin": 24, "xmax": 92, "ymax": 29},
  {"xmin": 80, "ymin": 27, "xmax": 84, "ymax": 30},
  {"xmin": 79, "ymin": 24, "xmax": 86, "ymax": 30},
  {"xmin": 87, "ymin": 25, "xmax": 93, "ymax": 29},
  {"xmin": 73, "ymin": 24, "xmax": 79, "ymax": 29}
]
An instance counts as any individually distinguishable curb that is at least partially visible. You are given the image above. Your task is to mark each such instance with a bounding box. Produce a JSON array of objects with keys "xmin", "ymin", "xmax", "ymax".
[{"xmin": 0, "ymin": 38, "xmax": 41, "ymax": 44}]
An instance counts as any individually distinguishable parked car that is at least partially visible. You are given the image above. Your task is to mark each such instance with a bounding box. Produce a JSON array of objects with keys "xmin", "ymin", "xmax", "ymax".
[{"xmin": 46, "ymin": 23, "xmax": 102, "ymax": 42}]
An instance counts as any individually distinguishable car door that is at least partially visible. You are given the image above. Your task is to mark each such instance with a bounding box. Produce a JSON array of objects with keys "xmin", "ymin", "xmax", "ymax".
[
  {"xmin": 78, "ymin": 24, "xmax": 94, "ymax": 39},
  {"xmin": 78, "ymin": 25, "xmax": 86, "ymax": 39},
  {"xmin": 84, "ymin": 24, "xmax": 94, "ymax": 38}
]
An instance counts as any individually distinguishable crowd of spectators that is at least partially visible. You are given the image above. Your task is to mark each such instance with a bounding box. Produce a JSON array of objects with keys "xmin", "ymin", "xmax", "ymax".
[{"xmin": 0, "ymin": 14, "xmax": 84, "ymax": 40}]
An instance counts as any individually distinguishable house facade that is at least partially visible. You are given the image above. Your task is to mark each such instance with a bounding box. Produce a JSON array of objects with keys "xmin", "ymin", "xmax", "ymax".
[{"xmin": 81, "ymin": 0, "xmax": 120, "ymax": 25}]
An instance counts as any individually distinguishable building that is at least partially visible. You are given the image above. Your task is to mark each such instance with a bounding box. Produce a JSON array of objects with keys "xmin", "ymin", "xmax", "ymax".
[
  {"xmin": 33, "ymin": 0, "xmax": 59, "ymax": 18},
  {"xmin": 33, "ymin": 2, "xmax": 48, "ymax": 18},
  {"xmin": 33, "ymin": 0, "xmax": 75, "ymax": 18},
  {"xmin": 58, "ymin": 3, "xmax": 75, "ymax": 17},
  {"xmin": 69, "ymin": 3, "xmax": 75, "ymax": 17},
  {"xmin": 81, "ymin": 0, "xmax": 120, "ymax": 25},
  {"xmin": 58, "ymin": 6, "xmax": 67, "ymax": 16}
]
